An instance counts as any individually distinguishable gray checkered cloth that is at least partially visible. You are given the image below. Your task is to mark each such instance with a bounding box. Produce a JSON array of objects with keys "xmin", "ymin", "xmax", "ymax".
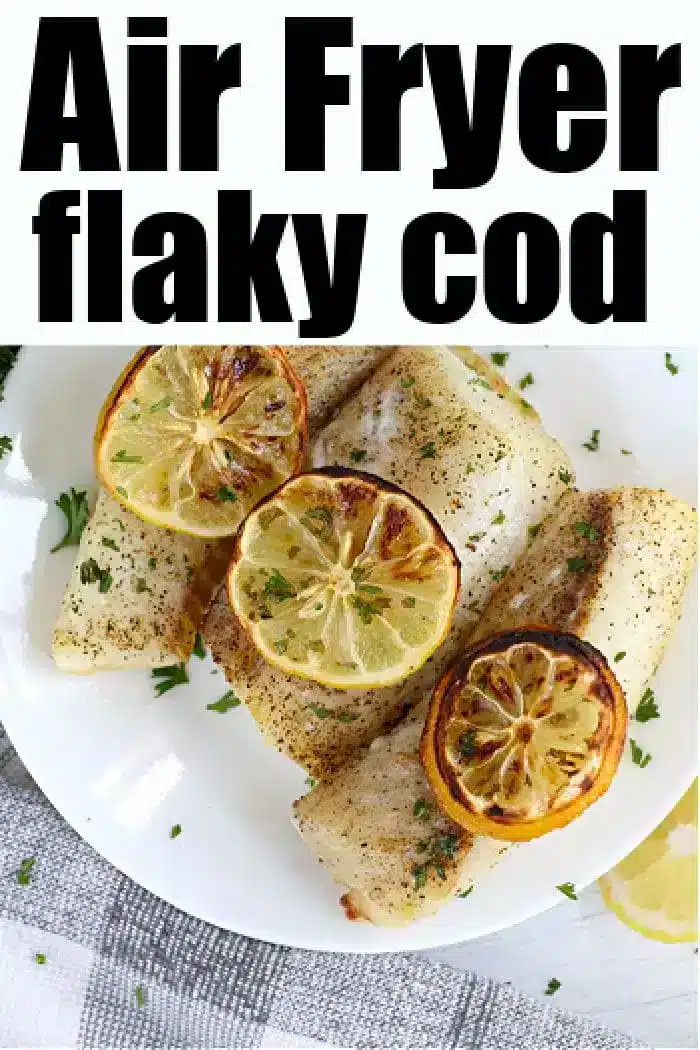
[{"xmin": 0, "ymin": 726, "xmax": 644, "ymax": 1050}]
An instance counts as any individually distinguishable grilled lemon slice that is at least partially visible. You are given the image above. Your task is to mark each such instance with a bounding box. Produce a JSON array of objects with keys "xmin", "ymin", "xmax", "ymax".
[
  {"xmin": 600, "ymin": 780, "xmax": 697, "ymax": 943},
  {"xmin": 226, "ymin": 468, "xmax": 460, "ymax": 689},
  {"xmin": 420, "ymin": 628, "xmax": 627, "ymax": 841},
  {"xmin": 95, "ymin": 345, "xmax": 307, "ymax": 538}
]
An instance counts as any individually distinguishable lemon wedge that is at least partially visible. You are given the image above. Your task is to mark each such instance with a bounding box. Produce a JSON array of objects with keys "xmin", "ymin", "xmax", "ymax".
[{"xmin": 600, "ymin": 779, "xmax": 697, "ymax": 942}]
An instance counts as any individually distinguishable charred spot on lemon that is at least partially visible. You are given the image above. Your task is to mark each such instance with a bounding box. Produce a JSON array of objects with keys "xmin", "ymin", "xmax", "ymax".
[
  {"xmin": 95, "ymin": 346, "xmax": 307, "ymax": 538},
  {"xmin": 420, "ymin": 628, "xmax": 627, "ymax": 842},
  {"xmin": 226, "ymin": 468, "xmax": 460, "ymax": 689}
]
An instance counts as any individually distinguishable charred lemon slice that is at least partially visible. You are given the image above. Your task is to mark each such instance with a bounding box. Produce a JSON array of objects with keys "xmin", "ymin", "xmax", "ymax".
[
  {"xmin": 421, "ymin": 628, "xmax": 627, "ymax": 841},
  {"xmin": 95, "ymin": 345, "xmax": 307, "ymax": 538},
  {"xmin": 226, "ymin": 468, "xmax": 460, "ymax": 689}
]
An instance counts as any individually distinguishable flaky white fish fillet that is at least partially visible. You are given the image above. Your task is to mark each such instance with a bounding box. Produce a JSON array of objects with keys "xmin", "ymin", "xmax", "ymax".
[
  {"xmin": 52, "ymin": 346, "xmax": 391, "ymax": 673},
  {"xmin": 294, "ymin": 487, "xmax": 697, "ymax": 926},
  {"xmin": 205, "ymin": 347, "xmax": 571, "ymax": 777}
]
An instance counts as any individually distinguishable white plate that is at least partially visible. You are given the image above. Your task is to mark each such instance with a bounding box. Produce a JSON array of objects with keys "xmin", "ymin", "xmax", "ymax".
[{"xmin": 0, "ymin": 347, "xmax": 696, "ymax": 953}]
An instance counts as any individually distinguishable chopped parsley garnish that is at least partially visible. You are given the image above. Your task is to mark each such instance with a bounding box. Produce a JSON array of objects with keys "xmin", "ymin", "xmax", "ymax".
[
  {"xmin": 402, "ymin": 595, "xmax": 416, "ymax": 608},
  {"xmin": 112, "ymin": 449, "xmax": 143, "ymax": 463},
  {"xmin": 491, "ymin": 510, "xmax": 506, "ymax": 525},
  {"xmin": 614, "ymin": 652, "xmax": 626, "ymax": 663},
  {"xmin": 218, "ymin": 486, "xmax": 238, "ymax": 502},
  {"xmin": 518, "ymin": 372, "xmax": 534, "ymax": 390},
  {"xmin": 413, "ymin": 798, "xmax": 431, "ymax": 820},
  {"xmin": 401, "ymin": 377, "xmax": 415, "ymax": 389},
  {"xmin": 133, "ymin": 577, "xmax": 150, "ymax": 594},
  {"xmin": 16, "ymin": 857, "xmax": 36, "ymax": 886},
  {"xmin": 350, "ymin": 448, "xmax": 367, "ymax": 464},
  {"xmin": 307, "ymin": 704, "xmax": 331, "ymax": 719},
  {"xmin": 151, "ymin": 663, "xmax": 189, "ymax": 697},
  {"xmin": 193, "ymin": 632, "xmax": 206, "ymax": 659},
  {"xmin": 350, "ymin": 565, "xmax": 367, "ymax": 584},
  {"xmin": 468, "ymin": 532, "xmax": 486, "ymax": 543},
  {"xmin": 263, "ymin": 569, "xmax": 296, "ymax": 602},
  {"xmin": 621, "ymin": 448, "xmax": 632, "ymax": 456},
  {"xmin": 206, "ymin": 690, "xmax": 241, "ymax": 713},
  {"xmin": 150, "ymin": 395, "xmax": 172, "ymax": 413},
  {"xmin": 306, "ymin": 704, "xmax": 356, "ymax": 722},
  {"xmin": 664, "ymin": 352, "xmax": 679, "ymax": 375},
  {"xmin": 630, "ymin": 739, "xmax": 652, "ymax": 767},
  {"xmin": 490, "ymin": 352, "xmax": 509, "ymax": 366},
  {"xmin": 419, "ymin": 441, "xmax": 437, "ymax": 460},
  {"xmin": 566, "ymin": 556, "xmax": 589, "ymax": 573},
  {"xmin": 101, "ymin": 536, "xmax": 119, "ymax": 551},
  {"xmin": 116, "ymin": 486, "xmax": 127, "ymax": 497},
  {"xmin": 527, "ymin": 524, "xmax": 541, "ymax": 541},
  {"xmin": 556, "ymin": 882, "xmax": 577, "ymax": 900},
  {"xmin": 0, "ymin": 435, "xmax": 12, "ymax": 460},
  {"xmin": 201, "ymin": 389, "xmax": 213, "ymax": 409},
  {"xmin": 412, "ymin": 864, "xmax": 429, "ymax": 890},
  {"xmin": 357, "ymin": 583, "xmax": 382, "ymax": 594},
  {"xmin": 457, "ymin": 886, "xmax": 474, "ymax": 898},
  {"xmin": 350, "ymin": 592, "xmax": 391, "ymax": 625},
  {"xmin": 34, "ymin": 953, "xmax": 47, "ymax": 965},
  {"xmin": 489, "ymin": 566, "xmax": 510, "ymax": 582},
  {"xmin": 635, "ymin": 687, "xmax": 660, "ymax": 723},
  {"xmin": 459, "ymin": 730, "xmax": 478, "ymax": 759},
  {"xmin": 0, "ymin": 346, "xmax": 20, "ymax": 400},
  {"xmin": 573, "ymin": 521, "xmax": 599, "ymax": 541},
  {"xmin": 80, "ymin": 558, "xmax": 112, "ymax": 592},
  {"xmin": 583, "ymin": 429, "xmax": 600, "ymax": 452},
  {"xmin": 494, "ymin": 449, "xmax": 506, "ymax": 462},
  {"xmin": 148, "ymin": 556, "xmax": 157, "ymax": 570},
  {"xmin": 415, "ymin": 394, "xmax": 432, "ymax": 408},
  {"xmin": 558, "ymin": 469, "xmax": 572, "ymax": 485},
  {"xmin": 51, "ymin": 487, "xmax": 90, "ymax": 552},
  {"xmin": 545, "ymin": 978, "xmax": 561, "ymax": 996},
  {"xmin": 273, "ymin": 638, "xmax": 288, "ymax": 655},
  {"xmin": 169, "ymin": 824, "xmax": 182, "ymax": 839},
  {"xmin": 135, "ymin": 986, "xmax": 146, "ymax": 1008},
  {"xmin": 305, "ymin": 776, "xmax": 317, "ymax": 789},
  {"xmin": 412, "ymin": 833, "xmax": 460, "ymax": 890}
]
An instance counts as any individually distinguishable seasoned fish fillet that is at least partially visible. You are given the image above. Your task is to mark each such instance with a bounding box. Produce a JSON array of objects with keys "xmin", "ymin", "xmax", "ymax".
[
  {"xmin": 206, "ymin": 346, "xmax": 571, "ymax": 777},
  {"xmin": 52, "ymin": 488, "xmax": 231, "ymax": 672},
  {"xmin": 294, "ymin": 487, "xmax": 697, "ymax": 925},
  {"xmin": 52, "ymin": 346, "xmax": 389, "ymax": 673}
]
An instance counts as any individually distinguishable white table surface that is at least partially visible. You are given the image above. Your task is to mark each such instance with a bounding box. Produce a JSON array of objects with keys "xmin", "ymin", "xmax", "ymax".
[{"xmin": 429, "ymin": 885, "xmax": 698, "ymax": 1049}]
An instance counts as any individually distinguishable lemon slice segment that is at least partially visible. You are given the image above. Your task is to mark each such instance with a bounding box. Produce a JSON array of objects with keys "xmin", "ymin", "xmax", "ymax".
[
  {"xmin": 226, "ymin": 468, "xmax": 460, "ymax": 689},
  {"xmin": 600, "ymin": 780, "xmax": 697, "ymax": 942},
  {"xmin": 421, "ymin": 628, "xmax": 627, "ymax": 841},
  {"xmin": 95, "ymin": 345, "xmax": 307, "ymax": 538}
]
